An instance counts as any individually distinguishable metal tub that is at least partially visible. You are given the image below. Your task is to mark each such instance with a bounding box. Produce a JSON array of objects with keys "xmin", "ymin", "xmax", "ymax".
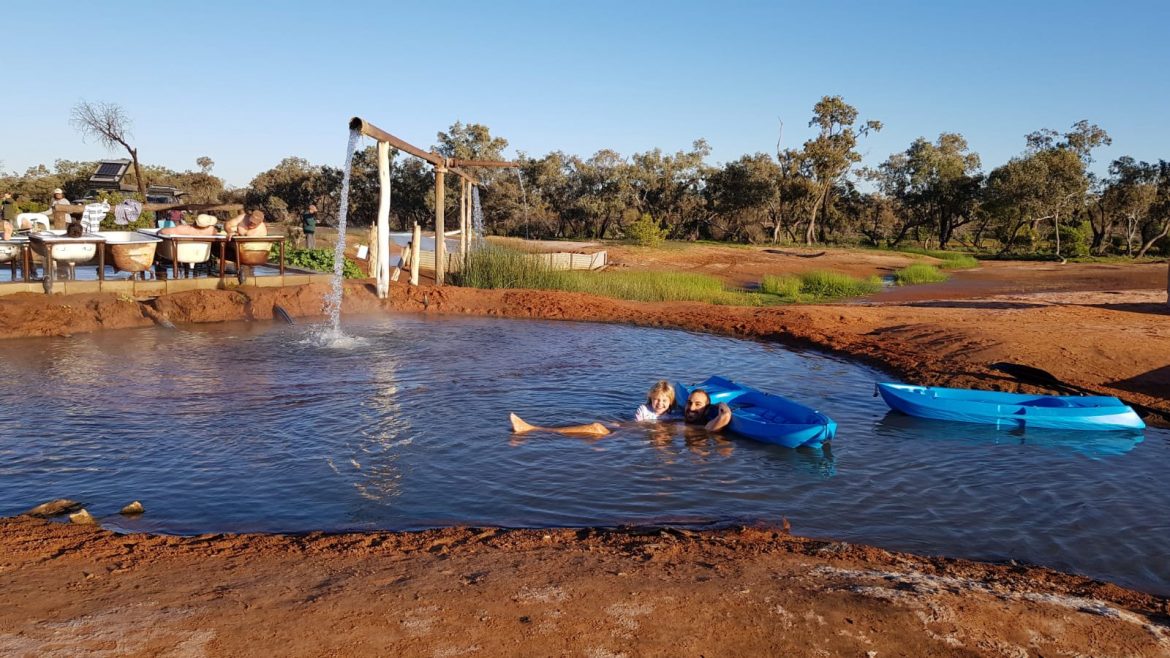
[
  {"xmin": 99, "ymin": 231, "xmax": 161, "ymax": 273},
  {"xmin": 29, "ymin": 231, "xmax": 103, "ymax": 264}
]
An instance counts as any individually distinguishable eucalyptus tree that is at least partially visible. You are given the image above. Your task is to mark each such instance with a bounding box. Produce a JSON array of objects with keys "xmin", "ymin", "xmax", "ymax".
[
  {"xmin": 704, "ymin": 153, "xmax": 780, "ymax": 242},
  {"xmin": 626, "ymin": 140, "xmax": 712, "ymax": 239},
  {"xmin": 876, "ymin": 133, "xmax": 982, "ymax": 248},
  {"xmin": 1095, "ymin": 157, "xmax": 1160, "ymax": 254},
  {"xmin": 574, "ymin": 149, "xmax": 634, "ymax": 239},
  {"xmin": 986, "ymin": 123, "xmax": 1109, "ymax": 256},
  {"xmin": 798, "ymin": 96, "xmax": 881, "ymax": 245}
]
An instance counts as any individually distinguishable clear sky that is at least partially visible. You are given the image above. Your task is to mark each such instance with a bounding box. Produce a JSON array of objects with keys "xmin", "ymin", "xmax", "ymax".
[{"xmin": 3, "ymin": 0, "xmax": 1166, "ymax": 187}]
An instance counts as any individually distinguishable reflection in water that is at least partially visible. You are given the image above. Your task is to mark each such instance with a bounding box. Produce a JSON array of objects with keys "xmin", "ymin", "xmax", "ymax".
[
  {"xmin": 874, "ymin": 412, "xmax": 1145, "ymax": 458},
  {"xmin": 0, "ymin": 316, "xmax": 1167, "ymax": 595}
]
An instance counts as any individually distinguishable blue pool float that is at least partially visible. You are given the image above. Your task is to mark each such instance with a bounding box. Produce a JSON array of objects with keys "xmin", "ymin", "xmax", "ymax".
[
  {"xmin": 673, "ymin": 376, "xmax": 837, "ymax": 448},
  {"xmin": 877, "ymin": 382, "xmax": 1146, "ymax": 432}
]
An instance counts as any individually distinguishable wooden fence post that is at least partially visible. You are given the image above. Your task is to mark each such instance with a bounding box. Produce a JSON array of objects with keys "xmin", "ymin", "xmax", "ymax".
[
  {"xmin": 410, "ymin": 222, "xmax": 421, "ymax": 286},
  {"xmin": 376, "ymin": 141, "xmax": 391, "ymax": 299},
  {"xmin": 434, "ymin": 165, "xmax": 447, "ymax": 285}
]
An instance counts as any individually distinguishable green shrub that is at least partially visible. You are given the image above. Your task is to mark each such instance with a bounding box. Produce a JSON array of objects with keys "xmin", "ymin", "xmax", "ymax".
[
  {"xmin": 1057, "ymin": 221, "xmax": 1091, "ymax": 258},
  {"xmin": 625, "ymin": 213, "xmax": 667, "ymax": 247},
  {"xmin": 893, "ymin": 263, "xmax": 949, "ymax": 285},
  {"xmin": 280, "ymin": 247, "xmax": 364, "ymax": 278}
]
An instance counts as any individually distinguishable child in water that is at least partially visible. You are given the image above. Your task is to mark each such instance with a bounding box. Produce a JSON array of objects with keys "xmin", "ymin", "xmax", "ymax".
[
  {"xmin": 634, "ymin": 380, "xmax": 678, "ymax": 421},
  {"xmin": 511, "ymin": 380, "xmax": 679, "ymax": 436}
]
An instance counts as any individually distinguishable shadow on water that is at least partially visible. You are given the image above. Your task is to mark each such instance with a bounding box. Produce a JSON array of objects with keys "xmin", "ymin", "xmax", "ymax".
[{"xmin": 874, "ymin": 412, "xmax": 1145, "ymax": 458}]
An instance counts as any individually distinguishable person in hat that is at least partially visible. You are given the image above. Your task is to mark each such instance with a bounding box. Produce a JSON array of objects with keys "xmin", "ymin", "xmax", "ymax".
[
  {"xmin": 225, "ymin": 209, "xmax": 268, "ymax": 238},
  {"xmin": 160, "ymin": 213, "xmax": 219, "ymax": 236},
  {"xmin": 48, "ymin": 188, "xmax": 72, "ymax": 229}
]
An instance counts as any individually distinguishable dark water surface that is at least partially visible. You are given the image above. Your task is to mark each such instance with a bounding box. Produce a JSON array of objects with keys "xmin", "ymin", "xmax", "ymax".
[{"xmin": 0, "ymin": 316, "xmax": 1166, "ymax": 595}]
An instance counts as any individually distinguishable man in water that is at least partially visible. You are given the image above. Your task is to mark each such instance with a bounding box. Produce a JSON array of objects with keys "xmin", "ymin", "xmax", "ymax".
[{"xmin": 683, "ymin": 389, "xmax": 733, "ymax": 432}]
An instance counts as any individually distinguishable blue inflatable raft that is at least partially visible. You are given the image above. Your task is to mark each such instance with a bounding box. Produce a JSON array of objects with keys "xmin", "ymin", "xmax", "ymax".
[
  {"xmin": 877, "ymin": 383, "xmax": 1146, "ymax": 432},
  {"xmin": 673, "ymin": 376, "xmax": 837, "ymax": 448}
]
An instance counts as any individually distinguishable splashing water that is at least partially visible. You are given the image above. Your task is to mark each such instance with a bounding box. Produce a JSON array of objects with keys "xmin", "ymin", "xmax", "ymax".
[
  {"xmin": 471, "ymin": 185, "xmax": 485, "ymax": 244},
  {"xmin": 321, "ymin": 129, "xmax": 361, "ymax": 342},
  {"xmin": 515, "ymin": 169, "xmax": 529, "ymax": 240}
]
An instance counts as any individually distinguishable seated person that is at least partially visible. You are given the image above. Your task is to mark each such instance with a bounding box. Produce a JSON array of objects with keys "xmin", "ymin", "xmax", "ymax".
[
  {"xmin": 225, "ymin": 210, "xmax": 268, "ymax": 238},
  {"xmin": 160, "ymin": 213, "xmax": 219, "ymax": 236}
]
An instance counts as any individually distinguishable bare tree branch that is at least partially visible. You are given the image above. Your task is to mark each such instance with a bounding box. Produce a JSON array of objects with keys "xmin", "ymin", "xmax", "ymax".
[{"xmin": 70, "ymin": 100, "xmax": 146, "ymax": 198}]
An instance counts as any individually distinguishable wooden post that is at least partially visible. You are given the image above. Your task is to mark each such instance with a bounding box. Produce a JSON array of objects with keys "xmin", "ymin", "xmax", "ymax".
[
  {"xmin": 376, "ymin": 141, "xmax": 392, "ymax": 299},
  {"xmin": 410, "ymin": 222, "xmax": 421, "ymax": 286},
  {"xmin": 51, "ymin": 208, "xmax": 68, "ymax": 230},
  {"xmin": 434, "ymin": 165, "xmax": 447, "ymax": 285},
  {"xmin": 459, "ymin": 178, "xmax": 468, "ymax": 263}
]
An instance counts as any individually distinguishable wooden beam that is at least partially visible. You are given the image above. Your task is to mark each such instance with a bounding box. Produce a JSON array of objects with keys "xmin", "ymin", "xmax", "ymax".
[
  {"xmin": 350, "ymin": 117, "xmax": 444, "ymax": 166},
  {"xmin": 447, "ymin": 159, "xmax": 519, "ymax": 169},
  {"xmin": 53, "ymin": 203, "xmax": 244, "ymax": 213}
]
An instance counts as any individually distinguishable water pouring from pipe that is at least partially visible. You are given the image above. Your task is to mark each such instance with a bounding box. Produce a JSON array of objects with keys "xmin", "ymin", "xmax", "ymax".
[{"xmin": 319, "ymin": 128, "xmax": 361, "ymax": 344}]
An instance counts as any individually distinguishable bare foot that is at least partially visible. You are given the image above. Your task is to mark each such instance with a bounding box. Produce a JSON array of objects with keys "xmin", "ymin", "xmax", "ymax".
[{"xmin": 510, "ymin": 413, "xmax": 536, "ymax": 433}]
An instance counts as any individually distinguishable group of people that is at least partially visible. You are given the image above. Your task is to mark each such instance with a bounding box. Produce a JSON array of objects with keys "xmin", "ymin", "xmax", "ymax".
[
  {"xmin": 509, "ymin": 380, "xmax": 733, "ymax": 437},
  {"xmin": 156, "ymin": 209, "xmax": 269, "ymax": 238},
  {"xmin": 0, "ymin": 186, "xmax": 321, "ymax": 245}
]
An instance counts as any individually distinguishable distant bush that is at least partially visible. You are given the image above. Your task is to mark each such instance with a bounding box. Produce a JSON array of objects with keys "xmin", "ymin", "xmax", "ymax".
[
  {"xmin": 1058, "ymin": 221, "xmax": 1091, "ymax": 258},
  {"xmin": 894, "ymin": 263, "xmax": 949, "ymax": 285},
  {"xmin": 625, "ymin": 213, "xmax": 667, "ymax": 247}
]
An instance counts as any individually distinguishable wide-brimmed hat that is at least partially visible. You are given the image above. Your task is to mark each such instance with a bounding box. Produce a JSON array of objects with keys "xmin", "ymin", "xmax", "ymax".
[
  {"xmin": 52, "ymin": 188, "xmax": 64, "ymax": 195},
  {"xmin": 195, "ymin": 214, "xmax": 218, "ymax": 228}
]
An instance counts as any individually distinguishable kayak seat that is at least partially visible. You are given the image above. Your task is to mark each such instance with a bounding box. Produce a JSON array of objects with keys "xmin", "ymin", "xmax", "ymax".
[{"xmin": 1020, "ymin": 397, "xmax": 1074, "ymax": 408}]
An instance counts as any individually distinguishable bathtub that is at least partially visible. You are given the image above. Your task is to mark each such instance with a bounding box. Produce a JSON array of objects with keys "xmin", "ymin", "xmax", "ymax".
[
  {"xmin": 99, "ymin": 231, "xmax": 161, "ymax": 274},
  {"xmin": 138, "ymin": 228, "xmax": 229, "ymax": 279},
  {"xmin": 29, "ymin": 231, "xmax": 105, "ymax": 265},
  {"xmin": 28, "ymin": 230, "xmax": 107, "ymax": 288},
  {"xmin": 0, "ymin": 237, "xmax": 31, "ymax": 282}
]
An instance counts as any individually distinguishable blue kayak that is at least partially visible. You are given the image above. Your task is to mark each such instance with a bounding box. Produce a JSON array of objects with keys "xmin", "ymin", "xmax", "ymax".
[
  {"xmin": 877, "ymin": 383, "xmax": 1146, "ymax": 432},
  {"xmin": 673, "ymin": 376, "xmax": 837, "ymax": 448}
]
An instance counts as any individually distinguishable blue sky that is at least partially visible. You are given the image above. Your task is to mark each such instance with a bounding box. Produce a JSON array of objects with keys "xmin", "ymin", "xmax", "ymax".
[{"xmin": 4, "ymin": 1, "xmax": 1166, "ymax": 187}]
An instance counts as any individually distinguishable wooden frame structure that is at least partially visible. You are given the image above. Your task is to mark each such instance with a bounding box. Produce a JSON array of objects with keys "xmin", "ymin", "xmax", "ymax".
[{"xmin": 349, "ymin": 117, "xmax": 518, "ymax": 297}]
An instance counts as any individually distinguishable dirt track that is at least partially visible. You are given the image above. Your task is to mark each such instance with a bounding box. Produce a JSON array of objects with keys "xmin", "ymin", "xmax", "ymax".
[{"xmin": 2, "ymin": 248, "xmax": 1169, "ymax": 656}]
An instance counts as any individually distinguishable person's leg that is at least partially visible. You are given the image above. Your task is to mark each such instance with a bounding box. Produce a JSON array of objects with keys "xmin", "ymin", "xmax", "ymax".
[
  {"xmin": 509, "ymin": 413, "xmax": 610, "ymax": 436},
  {"xmin": 306, "ymin": 232, "xmax": 314, "ymax": 249}
]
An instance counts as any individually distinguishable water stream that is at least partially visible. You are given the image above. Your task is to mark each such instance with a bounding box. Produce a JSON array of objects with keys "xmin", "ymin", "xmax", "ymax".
[
  {"xmin": 322, "ymin": 129, "xmax": 361, "ymax": 337},
  {"xmin": 471, "ymin": 186, "xmax": 484, "ymax": 242},
  {"xmin": 515, "ymin": 169, "xmax": 529, "ymax": 240}
]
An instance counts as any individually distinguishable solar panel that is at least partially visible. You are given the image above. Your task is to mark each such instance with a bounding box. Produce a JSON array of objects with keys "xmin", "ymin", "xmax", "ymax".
[{"xmin": 96, "ymin": 162, "xmax": 124, "ymax": 177}]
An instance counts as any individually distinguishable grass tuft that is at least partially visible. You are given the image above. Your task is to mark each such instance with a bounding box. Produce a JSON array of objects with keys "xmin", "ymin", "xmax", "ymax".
[{"xmin": 894, "ymin": 263, "xmax": 949, "ymax": 285}]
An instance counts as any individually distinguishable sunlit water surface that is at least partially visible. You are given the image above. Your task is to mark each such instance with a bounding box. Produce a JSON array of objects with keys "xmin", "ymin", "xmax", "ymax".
[{"xmin": 0, "ymin": 316, "xmax": 1166, "ymax": 595}]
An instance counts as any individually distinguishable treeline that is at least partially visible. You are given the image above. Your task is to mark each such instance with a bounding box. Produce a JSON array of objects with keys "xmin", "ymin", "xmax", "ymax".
[{"xmin": 5, "ymin": 96, "xmax": 1168, "ymax": 257}]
